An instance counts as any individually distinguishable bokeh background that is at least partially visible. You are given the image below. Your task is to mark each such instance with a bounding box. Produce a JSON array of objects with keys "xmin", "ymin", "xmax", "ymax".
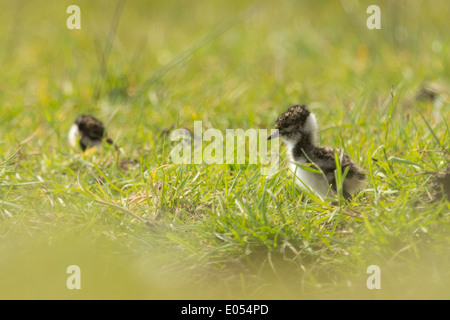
[{"xmin": 0, "ymin": 0, "xmax": 449, "ymax": 299}]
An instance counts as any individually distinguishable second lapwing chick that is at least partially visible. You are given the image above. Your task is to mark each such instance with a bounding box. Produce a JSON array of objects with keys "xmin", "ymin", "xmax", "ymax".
[
  {"xmin": 268, "ymin": 104, "xmax": 365, "ymax": 200},
  {"xmin": 68, "ymin": 115, "xmax": 113, "ymax": 151}
]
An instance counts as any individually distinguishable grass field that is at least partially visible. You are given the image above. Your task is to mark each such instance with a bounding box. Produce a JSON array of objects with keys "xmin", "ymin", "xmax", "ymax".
[{"xmin": 0, "ymin": 0, "xmax": 449, "ymax": 299}]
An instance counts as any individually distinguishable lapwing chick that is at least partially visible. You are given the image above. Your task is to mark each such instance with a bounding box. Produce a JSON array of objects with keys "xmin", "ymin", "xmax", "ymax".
[
  {"xmin": 68, "ymin": 115, "xmax": 113, "ymax": 151},
  {"xmin": 415, "ymin": 82, "xmax": 446, "ymax": 103},
  {"xmin": 268, "ymin": 104, "xmax": 365, "ymax": 200},
  {"xmin": 429, "ymin": 165, "xmax": 450, "ymax": 202}
]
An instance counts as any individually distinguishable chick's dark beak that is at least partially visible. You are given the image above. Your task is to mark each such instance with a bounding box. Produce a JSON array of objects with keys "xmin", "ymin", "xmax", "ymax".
[{"xmin": 267, "ymin": 130, "xmax": 279, "ymax": 140}]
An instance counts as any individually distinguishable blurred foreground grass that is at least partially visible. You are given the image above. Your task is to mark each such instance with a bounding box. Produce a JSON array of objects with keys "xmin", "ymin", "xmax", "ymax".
[{"xmin": 0, "ymin": 0, "xmax": 450, "ymax": 299}]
